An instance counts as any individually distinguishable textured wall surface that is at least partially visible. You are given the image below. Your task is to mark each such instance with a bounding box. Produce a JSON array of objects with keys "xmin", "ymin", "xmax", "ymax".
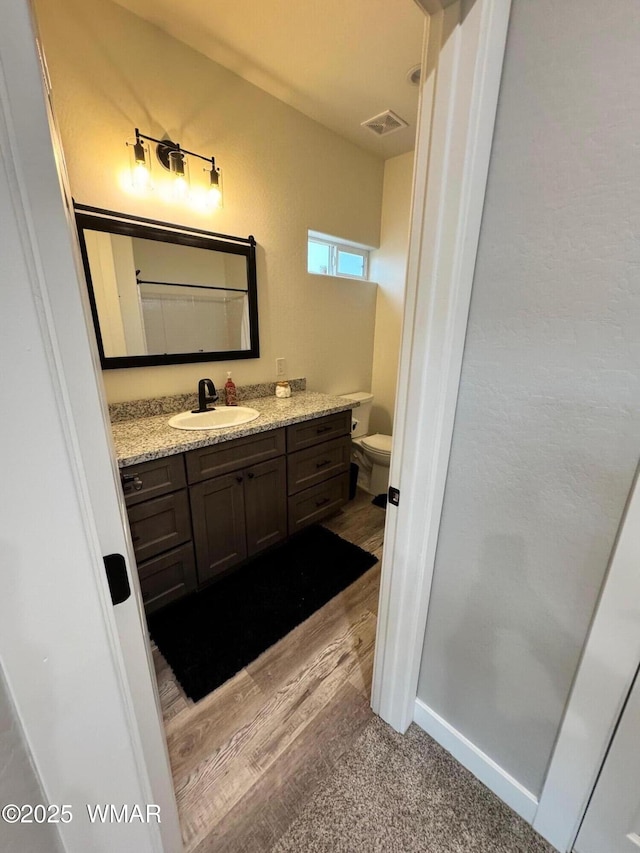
[
  {"xmin": 34, "ymin": 0, "xmax": 382, "ymax": 402},
  {"xmin": 0, "ymin": 668, "xmax": 63, "ymax": 853},
  {"xmin": 369, "ymin": 151, "xmax": 413, "ymax": 435},
  {"xmin": 418, "ymin": 0, "xmax": 640, "ymax": 796}
]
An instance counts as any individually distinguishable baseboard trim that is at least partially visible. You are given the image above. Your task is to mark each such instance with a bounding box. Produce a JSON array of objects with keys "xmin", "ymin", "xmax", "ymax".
[{"xmin": 413, "ymin": 698, "xmax": 539, "ymax": 823}]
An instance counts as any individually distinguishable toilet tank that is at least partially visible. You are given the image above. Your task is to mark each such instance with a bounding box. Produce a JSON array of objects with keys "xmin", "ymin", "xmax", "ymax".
[{"xmin": 339, "ymin": 392, "xmax": 373, "ymax": 438}]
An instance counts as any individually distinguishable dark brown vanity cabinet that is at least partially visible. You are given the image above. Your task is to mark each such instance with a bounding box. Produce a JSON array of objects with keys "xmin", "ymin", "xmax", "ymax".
[
  {"xmin": 120, "ymin": 411, "xmax": 351, "ymax": 613},
  {"xmin": 186, "ymin": 429, "xmax": 288, "ymax": 584},
  {"xmin": 121, "ymin": 455, "xmax": 197, "ymax": 613},
  {"xmin": 286, "ymin": 411, "xmax": 351, "ymax": 535},
  {"xmin": 189, "ymin": 456, "xmax": 287, "ymax": 585}
]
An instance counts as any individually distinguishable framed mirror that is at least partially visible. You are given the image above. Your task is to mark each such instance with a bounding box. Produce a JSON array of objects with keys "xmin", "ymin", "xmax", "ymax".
[{"xmin": 74, "ymin": 204, "xmax": 260, "ymax": 369}]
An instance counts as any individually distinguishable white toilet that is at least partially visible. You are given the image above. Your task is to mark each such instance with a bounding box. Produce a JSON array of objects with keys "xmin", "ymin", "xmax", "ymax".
[{"xmin": 340, "ymin": 392, "xmax": 392, "ymax": 496}]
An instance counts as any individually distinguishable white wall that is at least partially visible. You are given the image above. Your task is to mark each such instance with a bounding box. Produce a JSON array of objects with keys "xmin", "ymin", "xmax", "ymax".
[
  {"xmin": 0, "ymin": 667, "xmax": 63, "ymax": 853},
  {"xmin": 34, "ymin": 0, "xmax": 382, "ymax": 402},
  {"xmin": 418, "ymin": 0, "xmax": 640, "ymax": 798},
  {"xmin": 369, "ymin": 151, "xmax": 413, "ymax": 435}
]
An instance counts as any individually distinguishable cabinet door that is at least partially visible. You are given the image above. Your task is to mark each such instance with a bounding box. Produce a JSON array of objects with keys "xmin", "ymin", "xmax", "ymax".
[
  {"xmin": 244, "ymin": 456, "xmax": 288, "ymax": 557},
  {"xmin": 191, "ymin": 473, "xmax": 247, "ymax": 584}
]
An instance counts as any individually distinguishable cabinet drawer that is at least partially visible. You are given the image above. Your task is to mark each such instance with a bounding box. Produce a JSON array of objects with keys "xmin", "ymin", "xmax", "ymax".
[
  {"xmin": 288, "ymin": 473, "xmax": 349, "ymax": 535},
  {"xmin": 138, "ymin": 542, "xmax": 196, "ymax": 614},
  {"xmin": 127, "ymin": 490, "xmax": 191, "ymax": 563},
  {"xmin": 121, "ymin": 454, "xmax": 186, "ymax": 507},
  {"xmin": 287, "ymin": 435, "xmax": 351, "ymax": 495},
  {"xmin": 286, "ymin": 411, "xmax": 351, "ymax": 453},
  {"xmin": 186, "ymin": 428, "xmax": 286, "ymax": 484}
]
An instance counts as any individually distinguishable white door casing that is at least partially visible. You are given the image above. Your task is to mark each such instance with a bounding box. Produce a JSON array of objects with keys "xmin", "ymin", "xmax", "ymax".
[
  {"xmin": 371, "ymin": 0, "xmax": 513, "ymax": 731},
  {"xmin": 573, "ymin": 655, "xmax": 640, "ymax": 852},
  {"xmin": 0, "ymin": 2, "xmax": 182, "ymax": 850},
  {"xmin": 533, "ymin": 469, "xmax": 640, "ymax": 851},
  {"xmin": 373, "ymin": 1, "xmax": 640, "ymax": 851}
]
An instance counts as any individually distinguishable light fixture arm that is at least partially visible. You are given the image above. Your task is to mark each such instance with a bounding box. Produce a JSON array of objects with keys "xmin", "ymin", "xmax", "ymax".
[{"xmin": 134, "ymin": 128, "xmax": 216, "ymax": 169}]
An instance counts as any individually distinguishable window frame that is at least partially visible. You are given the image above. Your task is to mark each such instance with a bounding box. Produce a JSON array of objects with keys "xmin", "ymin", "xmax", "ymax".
[{"xmin": 307, "ymin": 232, "xmax": 370, "ymax": 281}]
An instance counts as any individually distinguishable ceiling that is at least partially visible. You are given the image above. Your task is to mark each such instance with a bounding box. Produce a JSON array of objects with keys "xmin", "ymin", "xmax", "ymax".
[{"xmin": 113, "ymin": 0, "xmax": 426, "ymax": 160}]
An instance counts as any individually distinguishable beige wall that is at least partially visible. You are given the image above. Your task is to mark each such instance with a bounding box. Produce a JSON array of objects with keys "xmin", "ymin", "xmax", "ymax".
[
  {"xmin": 369, "ymin": 152, "xmax": 413, "ymax": 434},
  {"xmin": 34, "ymin": 0, "xmax": 383, "ymax": 402}
]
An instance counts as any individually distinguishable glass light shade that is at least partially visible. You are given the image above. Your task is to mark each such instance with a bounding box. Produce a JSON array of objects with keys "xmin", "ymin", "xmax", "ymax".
[
  {"xmin": 169, "ymin": 150, "xmax": 190, "ymax": 200},
  {"xmin": 208, "ymin": 167, "xmax": 223, "ymax": 209},
  {"xmin": 127, "ymin": 137, "xmax": 152, "ymax": 191}
]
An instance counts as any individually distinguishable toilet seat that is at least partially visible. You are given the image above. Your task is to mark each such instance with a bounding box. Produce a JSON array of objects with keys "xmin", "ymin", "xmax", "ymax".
[{"xmin": 360, "ymin": 433, "xmax": 392, "ymax": 456}]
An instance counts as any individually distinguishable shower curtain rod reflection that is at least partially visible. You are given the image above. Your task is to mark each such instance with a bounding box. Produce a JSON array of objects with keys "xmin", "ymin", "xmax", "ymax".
[{"xmin": 136, "ymin": 278, "xmax": 248, "ymax": 294}]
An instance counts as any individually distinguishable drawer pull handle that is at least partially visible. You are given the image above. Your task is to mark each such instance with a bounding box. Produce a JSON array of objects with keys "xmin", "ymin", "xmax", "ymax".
[
  {"xmin": 316, "ymin": 459, "xmax": 332, "ymax": 469},
  {"xmin": 122, "ymin": 474, "xmax": 143, "ymax": 492},
  {"xmin": 315, "ymin": 496, "xmax": 331, "ymax": 507},
  {"xmin": 235, "ymin": 475, "xmax": 244, "ymax": 484},
  {"xmin": 316, "ymin": 426, "xmax": 333, "ymax": 434},
  {"xmin": 247, "ymin": 472, "xmax": 255, "ymax": 479}
]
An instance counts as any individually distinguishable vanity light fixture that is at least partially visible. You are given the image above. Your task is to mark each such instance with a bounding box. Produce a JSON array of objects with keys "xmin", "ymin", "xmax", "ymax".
[{"xmin": 126, "ymin": 128, "xmax": 223, "ymax": 208}]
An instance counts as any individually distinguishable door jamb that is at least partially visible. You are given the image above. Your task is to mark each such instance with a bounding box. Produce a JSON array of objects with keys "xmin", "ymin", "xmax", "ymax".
[
  {"xmin": 373, "ymin": 3, "xmax": 640, "ymax": 851},
  {"xmin": 371, "ymin": 0, "xmax": 513, "ymax": 732},
  {"xmin": 0, "ymin": 3, "xmax": 183, "ymax": 850},
  {"xmin": 533, "ymin": 469, "xmax": 640, "ymax": 851}
]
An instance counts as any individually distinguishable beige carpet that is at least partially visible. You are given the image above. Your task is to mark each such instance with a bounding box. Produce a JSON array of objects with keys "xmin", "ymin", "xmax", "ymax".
[{"xmin": 270, "ymin": 716, "xmax": 556, "ymax": 853}]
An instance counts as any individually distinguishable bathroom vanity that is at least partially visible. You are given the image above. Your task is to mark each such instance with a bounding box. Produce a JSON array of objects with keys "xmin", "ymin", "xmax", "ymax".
[{"xmin": 113, "ymin": 393, "xmax": 354, "ymax": 613}]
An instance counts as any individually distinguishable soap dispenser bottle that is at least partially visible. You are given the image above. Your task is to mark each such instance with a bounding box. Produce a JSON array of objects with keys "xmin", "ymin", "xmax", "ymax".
[{"xmin": 225, "ymin": 372, "xmax": 238, "ymax": 406}]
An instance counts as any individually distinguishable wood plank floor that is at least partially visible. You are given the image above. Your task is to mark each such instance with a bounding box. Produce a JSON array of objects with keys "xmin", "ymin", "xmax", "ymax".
[{"xmin": 152, "ymin": 489, "xmax": 385, "ymax": 853}]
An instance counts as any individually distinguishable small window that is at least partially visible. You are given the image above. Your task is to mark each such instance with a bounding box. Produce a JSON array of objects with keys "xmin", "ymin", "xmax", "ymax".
[{"xmin": 307, "ymin": 230, "xmax": 370, "ymax": 280}]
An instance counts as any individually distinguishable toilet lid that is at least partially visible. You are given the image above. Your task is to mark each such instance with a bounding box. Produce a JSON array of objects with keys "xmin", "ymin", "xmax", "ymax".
[{"xmin": 361, "ymin": 433, "xmax": 392, "ymax": 454}]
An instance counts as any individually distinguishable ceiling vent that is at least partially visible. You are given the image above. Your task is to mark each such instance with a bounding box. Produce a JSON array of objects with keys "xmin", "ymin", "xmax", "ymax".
[{"xmin": 361, "ymin": 109, "xmax": 408, "ymax": 137}]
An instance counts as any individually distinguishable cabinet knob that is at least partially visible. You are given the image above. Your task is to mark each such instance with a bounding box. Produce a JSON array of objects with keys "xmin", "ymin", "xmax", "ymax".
[
  {"xmin": 236, "ymin": 475, "xmax": 244, "ymax": 483},
  {"xmin": 247, "ymin": 472, "xmax": 255, "ymax": 479},
  {"xmin": 122, "ymin": 473, "xmax": 143, "ymax": 492}
]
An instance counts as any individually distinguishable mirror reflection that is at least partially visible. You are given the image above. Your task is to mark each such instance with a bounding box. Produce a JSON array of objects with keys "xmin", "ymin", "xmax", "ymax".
[{"xmin": 75, "ymin": 207, "xmax": 259, "ymax": 369}]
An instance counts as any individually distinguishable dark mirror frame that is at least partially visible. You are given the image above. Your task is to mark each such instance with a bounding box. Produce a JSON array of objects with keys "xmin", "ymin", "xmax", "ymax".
[{"xmin": 74, "ymin": 203, "xmax": 260, "ymax": 369}]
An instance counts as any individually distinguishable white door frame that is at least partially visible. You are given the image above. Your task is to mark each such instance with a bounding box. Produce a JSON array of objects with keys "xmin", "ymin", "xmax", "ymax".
[
  {"xmin": 0, "ymin": 3, "xmax": 182, "ymax": 851},
  {"xmin": 372, "ymin": 0, "xmax": 513, "ymax": 731},
  {"xmin": 372, "ymin": 2, "xmax": 640, "ymax": 852},
  {"xmin": 533, "ymin": 469, "xmax": 640, "ymax": 851},
  {"xmin": 8, "ymin": 0, "xmax": 635, "ymax": 850}
]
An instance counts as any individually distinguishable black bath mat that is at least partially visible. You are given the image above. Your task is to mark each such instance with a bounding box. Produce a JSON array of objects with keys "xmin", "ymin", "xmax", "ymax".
[{"xmin": 148, "ymin": 526, "xmax": 378, "ymax": 702}]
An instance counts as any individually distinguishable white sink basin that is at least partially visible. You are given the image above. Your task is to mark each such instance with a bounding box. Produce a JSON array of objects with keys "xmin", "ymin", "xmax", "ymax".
[{"xmin": 168, "ymin": 407, "xmax": 260, "ymax": 430}]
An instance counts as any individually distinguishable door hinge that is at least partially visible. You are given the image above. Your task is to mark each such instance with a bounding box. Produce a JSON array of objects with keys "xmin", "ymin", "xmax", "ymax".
[
  {"xmin": 103, "ymin": 553, "xmax": 131, "ymax": 605},
  {"xmin": 388, "ymin": 486, "xmax": 400, "ymax": 507}
]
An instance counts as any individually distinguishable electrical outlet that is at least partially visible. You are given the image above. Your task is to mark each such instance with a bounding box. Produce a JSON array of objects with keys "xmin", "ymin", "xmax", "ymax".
[{"xmin": 276, "ymin": 358, "xmax": 286, "ymax": 377}]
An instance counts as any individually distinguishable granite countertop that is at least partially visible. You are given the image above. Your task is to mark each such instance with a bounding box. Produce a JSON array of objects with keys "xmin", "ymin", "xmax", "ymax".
[{"xmin": 112, "ymin": 391, "xmax": 357, "ymax": 467}]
